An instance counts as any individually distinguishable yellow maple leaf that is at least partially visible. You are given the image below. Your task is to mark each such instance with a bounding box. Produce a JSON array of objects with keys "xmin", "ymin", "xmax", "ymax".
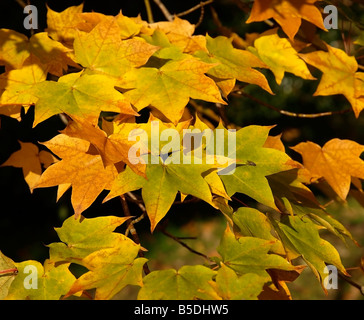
[
  {"xmin": 150, "ymin": 16, "xmax": 207, "ymax": 53},
  {"xmin": 73, "ymin": 16, "xmax": 158, "ymax": 78},
  {"xmin": 291, "ymin": 139, "xmax": 364, "ymax": 200},
  {"xmin": 299, "ymin": 44, "xmax": 364, "ymax": 118},
  {"xmin": 246, "ymin": 0, "xmax": 326, "ymax": 40},
  {"xmin": 250, "ymin": 30, "xmax": 315, "ymax": 85},
  {"xmin": 46, "ymin": 4, "xmax": 84, "ymax": 45},
  {"xmin": 0, "ymin": 141, "xmax": 56, "ymax": 192}
]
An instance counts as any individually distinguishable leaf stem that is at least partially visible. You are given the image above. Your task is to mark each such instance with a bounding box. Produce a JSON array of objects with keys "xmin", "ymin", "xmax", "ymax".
[{"xmin": 0, "ymin": 268, "xmax": 18, "ymax": 275}]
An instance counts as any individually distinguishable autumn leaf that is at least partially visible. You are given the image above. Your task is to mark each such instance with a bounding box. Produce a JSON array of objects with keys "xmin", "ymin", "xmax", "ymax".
[
  {"xmin": 65, "ymin": 238, "xmax": 147, "ymax": 300},
  {"xmin": 34, "ymin": 134, "xmax": 118, "ymax": 217},
  {"xmin": 46, "ymin": 3, "xmax": 84, "ymax": 45},
  {"xmin": 137, "ymin": 265, "xmax": 219, "ymax": 300},
  {"xmin": 48, "ymin": 215, "xmax": 133, "ymax": 264},
  {"xmin": 0, "ymin": 57, "xmax": 47, "ymax": 108},
  {"xmin": 246, "ymin": 0, "xmax": 326, "ymax": 40},
  {"xmin": 118, "ymin": 53, "xmax": 225, "ymax": 124},
  {"xmin": 0, "ymin": 141, "xmax": 56, "ymax": 191},
  {"xmin": 104, "ymin": 158, "xmax": 215, "ymax": 232},
  {"xmin": 299, "ymin": 44, "xmax": 364, "ymax": 117},
  {"xmin": 0, "ymin": 251, "xmax": 17, "ymax": 300},
  {"xmin": 220, "ymin": 125, "xmax": 295, "ymax": 210},
  {"xmin": 60, "ymin": 116, "xmax": 146, "ymax": 176},
  {"xmin": 32, "ymin": 71, "xmax": 137, "ymax": 127},
  {"xmin": 233, "ymin": 207, "xmax": 285, "ymax": 255},
  {"xmin": 6, "ymin": 260, "xmax": 76, "ymax": 300},
  {"xmin": 291, "ymin": 139, "xmax": 364, "ymax": 200},
  {"xmin": 271, "ymin": 215, "xmax": 348, "ymax": 292},
  {"xmin": 150, "ymin": 17, "xmax": 207, "ymax": 53},
  {"xmin": 194, "ymin": 35, "xmax": 273, "ymax": 95},
  {"xmin": 73, "ymin": 16, "xmax": 158, "ymax": 78},
  {"xmin": 217, "ymin": 225, "xmax": 296, "ymax": 277},
  {"xmin": 211, "ymin": 263, "xmax": 268, "ymax": 300},
  {"xmin": 249, "ymin": 30, "xmax": 315, "ymax": 85},
  {"xmin": 0, "ymin": 29, "xmax": 77, "ymax": 76}
]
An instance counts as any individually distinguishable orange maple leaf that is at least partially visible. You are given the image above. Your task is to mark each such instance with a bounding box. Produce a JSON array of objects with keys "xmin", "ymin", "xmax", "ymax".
[
  {"xmin": 35, "ymin": 134, "xmax": 118, "ymax": 217},
  {"xmin": 299, "ymin": 44, "xmax": 364, "ymax": 118},
  {"xmin": 246, "ymin": 0, "xmax": 326, "ymax": 40},
  {"xmin": 291, "ymin": 139, "xmax": 364, "ymax": 200},
  {"xmin": 0, "ymin": 141, "xmax": 56, "ymax": 191}
]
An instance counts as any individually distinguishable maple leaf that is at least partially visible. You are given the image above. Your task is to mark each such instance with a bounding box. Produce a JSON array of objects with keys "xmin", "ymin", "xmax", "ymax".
[
  {"xmin": 73, "ymin": 16, "xmax": 158, "ymax": 78},
  {"xmin": 210, "ymin": 263, "xmax": 268, "ymax": 300},
  {"xmin": 137, "ymin": 265, "xmax": 219, "ymax": 300},
  {"xmin": 246, "ymin": 0, "xmax": 326, "ymax": 40},
  {"xmin": 150, "ymin": 17, "xmax": 207, "ymax": 53},
  {"xmin": 34, "ymin": 134, "xmax": 118, "ymax": 217},
  {"xmin": 233, "ymin": 207, "xmax": 285, "ymax": 255},
  {"xmin": 0, "ymin": 29, "xmax": 77, "ymax": 76},
  {"xmin": 0, "ymin": 251, "xmax": 17, "ymax": 300},
  {"xmin": 220, "ymin": 125, "xmax": 295, "ymax": 210},
  {"xmin": 104, "ymin": 159, "xmax": 215, "ymax": 232},
  {"xmin": 217, "ymin": 225, "xmax": 296, "ymax": 277},
  {"xmin": 46, "ymin": 4, "xmax": 84, "ymax": 45},
  {"xmin": 291, "ymin": 139, "xmax": 364, "ymax": 200},
  {"xmin": 0, "ymin": 57, "xmax": 47, "ymax": 108},
  {"xmin": 271, "ymin": 215, "xmax": 348, "ymax": 292},
  {"xmin": 0, "ymin": 141, "xmax": 56, "ymax": 191},
  {"xmin": 119, "ymin": 54, "xmax": 225, "ymax": 124},
  {"xmin": 60, "ymin": 116, "xmax": 146, "ymax": 176},
  {"xmin": 249, "ymin": 30, "xmax": 316, "ymax": 85},
  {"xmin": 66, "ymin": 238, "xmax": 147, "ymax": 300},
  {"xmin": 5, "ymin": 260, "xmax": 76, "ymax": 300},
  {"xmin": 194, "ymin": 35, "xmax": 273, "ymax": 95},
  {"xmin": 32, "ymin": 71, "xmax": 137, "ymax": 127},
  {"xmin": 48, "ymin": 215, "xmax": 133, "ymax": 264},
  {"xmin": 299, "ymin": 44, "xmax": 364, "ymax": 117}
]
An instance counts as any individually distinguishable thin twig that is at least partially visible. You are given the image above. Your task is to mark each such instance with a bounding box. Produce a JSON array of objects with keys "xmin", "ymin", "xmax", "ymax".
[
  {"xmin": 119, "ymin": 195, "xmax": 150, "ymax": 275},
  {"xmin": 161, "ymin": 228, "xmax": 212, "ymax": 262},
  {"xmin": 152, "ymin": 0, "xmax": 173, "ymax": 21},
  {"xmin": 144, "ymin": 0, "xmax": 154, "ymax": 23},
  {"xmin": 233, "ymin": 91, "xmax": 352, "ymax": 118},
  {"xmin": 176, "ymin": 0, "xmax": 213, "ymax": 17},
  {"xmin": 14, "ymin": 0, "xmax": 27, "ymax": 9},
  {"xmin": 338, "ymin": 272, "xmax": 364, "ymax": 296}
]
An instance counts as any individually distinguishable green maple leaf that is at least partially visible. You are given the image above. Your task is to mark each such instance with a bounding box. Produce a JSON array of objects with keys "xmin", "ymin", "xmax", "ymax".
[
  {"xmin": 271, "ymin": 215, "xmax": 348, "ymax": 291},
  {"xmin": 220, "ymin": 125, "xmax": 293, "ymax": 209},
  {"xmin": 33, "ymin": 71, "xmax": 137, "ymax": 126},
  {"xmin": 194, "ymin": 35, "xmax": 273, "ymax": 95},
  {"xmin": 65, "ymin": 239, "xmax": 147, "ymax": 300},
  {"xmin": 104, "ymin": 157, "xmax": 215, "ymax": 232},
  {"xmin": 217, "ymin": 225, "xmax": 296, "ymax": 277},
  {"xmin": 212, "ymin": 263, "xmax": 268, "ymax": 300},
  {"xmin": 137, "ymin": 265, "xmax": 219, "ymax": 300},
  {"xmin": 48, "ymin": 215, "xmax": 133, "ymax": 264},
  {"xmin": 5, "ymin": 260, "xmax": 76, "ymax": 300}
]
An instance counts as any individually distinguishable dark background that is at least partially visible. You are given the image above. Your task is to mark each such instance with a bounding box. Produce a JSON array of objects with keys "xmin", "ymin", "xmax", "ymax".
[{"xmin": 0, "ymin": 0, "xmax": 363, "ymax": 276}]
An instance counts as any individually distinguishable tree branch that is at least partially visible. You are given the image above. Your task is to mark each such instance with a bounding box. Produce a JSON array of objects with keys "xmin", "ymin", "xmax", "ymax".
[
  {"xmin": 119, "ymin": 195, "xmax": 150, "ymax": 275},
  {"xmin": 152, "ymin": 0, "xmax": 173, "ymax": 21},
  {"xmin": 176, "ymin": 0, "xmax": 213, "ymax": 18},
  {"xmin": 233, "ymin": 91, "xmax": 352, "ymax": 118},
  {"xmin": 144, "ymin": 0, "xmax": 154, "ymax": 23}
]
